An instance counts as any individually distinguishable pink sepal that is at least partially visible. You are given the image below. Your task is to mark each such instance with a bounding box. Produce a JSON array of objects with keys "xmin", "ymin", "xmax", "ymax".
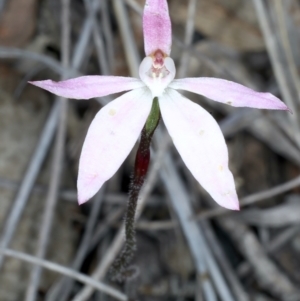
[
  {"xmin": 29, "ymin": 76, "xmax": 145, "ymax": 99},
  {"xmin": 169, "ymin": 78, "xmax": 290, "ymax": 111},
  {"xmin": 143, "ymin": 0, "xmax": 172, "ymax": 56},
  {"xmin": 159, "ymin": 89, "xmax": 239, "ymax": 210},
  {"xmin": 77, "ymin": 88, "xmax": 153, "ymax": 204}
]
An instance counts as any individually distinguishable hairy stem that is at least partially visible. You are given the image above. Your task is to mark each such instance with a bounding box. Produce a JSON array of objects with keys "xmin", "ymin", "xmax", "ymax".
[{"xmin": 110, "ymin": 98, "xmax": 160, "ymax": 281}]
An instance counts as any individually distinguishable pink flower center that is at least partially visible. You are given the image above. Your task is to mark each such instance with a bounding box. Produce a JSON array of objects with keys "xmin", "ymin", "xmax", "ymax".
[
  {"xmin": 152, "ymin": 50, "xmax": 165, "ymax": 68},
  {"xmin": 146, "ymin": 50, "xmax": 170, "ymax": 79},
  {"xmin": 139, "ymin": 51, "xmax": 176, "ymax": 97}
]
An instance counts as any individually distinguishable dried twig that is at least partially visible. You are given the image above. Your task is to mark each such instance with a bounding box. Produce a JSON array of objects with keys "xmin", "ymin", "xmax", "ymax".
[
  {"xmin": 100, "ymin": 0, "xmax": 114, "ymax": 72},
  {"xmin": 274, "ymin": 0, "xmax": 300, "ymax": 103},
  {"xmin": 219, "ymin": 218, "xmax": 300, "ymax": 300},
  {"xmin": 71, "ymin": 0, "xmax": 100, "ymax": 69},
  {"xmin": 25, "ymin": 0, "xmax": 71, "ymax": 299},
  {"xmin": 136, "ymin": 220, "xmax": 176, "ymax": 231},
  {"xmin": 177, "ymin": 0, "xmax": 197, "ymax": 78},
  {"xmin": 125, "ymin": 0, "xmax": 143, "ymax": 15},
  {"xmin": 112, "ymin": 0, "xmax": 140, "ymax": 77},
  {"xmin": 73, "ymin": 0, "xmax": 109, "ymax": 78},
  {"xmin": 0, "ymin": 47, "xmax": 77, "ymax": 76},
  {"xmin": 46, "ymin": 190, "xmax": 105, "ymax": 301},
  {"xmin": 201, "ymin": 221, "xmax": 249, "ymax": 301},
  {"xmin": 0, "ymin": 248, "xmax": 127, "ymax": 301},
  {"xmin": 233, "ymin": 201, "xmax": 300, "ymax": 227},
  {"xmin": 88, "ymin": 206, "xmax": 124, "ymax": 252},
  {"xmin": 0, "ymin": 177, "xmax": 168, "ymax": 206},
  {"xmin": 267, "ymin": 225, "xmax": 300, "ymax": 253},
  {"xmin": 252, "ymin": 0, "xmax": 300, "ymax": 147},
  {"xmin": 0, "ymin": 101, "xmax": 60, "ymax": 268},
  {"xmin": 92, "ymin": 23, "xmax": 110, "ymax": 75},
  {"xmin": 196, "ymin": 174, "xmax": 300, "ymax": 220}
]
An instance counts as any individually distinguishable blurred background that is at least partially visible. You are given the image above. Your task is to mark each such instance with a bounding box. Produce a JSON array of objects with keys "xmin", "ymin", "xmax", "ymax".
[{"xmin": 0, "ymin": 0, "xmax": 300, "ymax": 300}]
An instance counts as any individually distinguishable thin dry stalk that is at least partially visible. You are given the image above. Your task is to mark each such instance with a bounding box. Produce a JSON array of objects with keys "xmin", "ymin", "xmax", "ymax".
[
  {"xmin": 125, "ymin": 0, "xmax": 143, "ymax": 15},
  {"xmin": 0, "ymin": 248, "xmax": 127, "ymax": 301},
  {"xmin": 201, "ymin": 221, "xmax": 249, "ymax": 301},
  {"xmin": 177, "ymin": 0, "xmax": 197, "ymax": 78},
  {"xmin": 25, "ymin": 0, "xmax": 70, "ymax": 300},
  {"xmin": 274, "ymin": 0, "xmax": 300, "ymax": 103},
  {"xmin": 0, "ymin": 47, "xmax": 77, "ymax": 76},
  {"xmin": 101, "ymin": 0, "xmax": 115, "ymax": 71},
  {"xmin": 46, "ymin": 190, "xmax": 104, "ymax": 301},
  {"xmin": 0, "ymin": 101, "xmax": 60, "ymax": 268},
  {"xmin": 219, "ymin": 218, "xmax": 300, "ymax": 300},
  {"xmin": 113, "ymin": 0, "xmax": 140, "ymax": 77},
  {"xmin": 196, "ymin": 175, "xmax": 300, "ymax": 220},
  {"xmin": 252, "ymin": 0, "xmax": 300, "ymax": 147},
  {"xmin": 266, "ymin": 226, "xmax": 300, "ymax": 253}
]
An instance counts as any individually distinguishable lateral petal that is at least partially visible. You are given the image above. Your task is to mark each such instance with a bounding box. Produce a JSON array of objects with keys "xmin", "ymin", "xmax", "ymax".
[
  {"xmin": 29, "ymin": 76, "xmax": 145, "ymax": 99},
  {"xmin": 143, "ymin": 0, "xmax": 172, "ymax": 56},
  {"xmin": 159, "ymin": 89, "xmax": 239, "ymax": 210},
  {"xmin": 169, "ymin": 78, "xmax": 290, "ymax": 111},
  {"xmin": 78, "ymin": 88, "xmax": 153, "ymax": 204}
]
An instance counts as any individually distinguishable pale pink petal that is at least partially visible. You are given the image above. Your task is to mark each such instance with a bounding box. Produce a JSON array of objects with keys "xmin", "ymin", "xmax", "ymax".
[
  {"xmin": 29, "ymin": 76, "xmax": 145, "ymax": 99},
  {"xmin": 169, "ymin": 78, "xmax": 290, "ymax": 111},
  {"xmin": 159, "ymin": 89, "xmax": 239, "ymax": 210},
  {"xmin": 78, "ymin": 88, "xmax": 152, "ymax": 204},
  {"xmin": 143, "ymin": 0, "xmax": 172, "ymax": 56}
]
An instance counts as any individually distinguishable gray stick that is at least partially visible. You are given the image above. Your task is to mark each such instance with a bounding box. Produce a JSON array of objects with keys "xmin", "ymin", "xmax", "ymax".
[
  {"xmin": 0, "ymin": 248, "xmax": 127, "ymax": 301},
  {"xmin": 25, "ymin": 0, "xmax": 71, "ymax": 300}
]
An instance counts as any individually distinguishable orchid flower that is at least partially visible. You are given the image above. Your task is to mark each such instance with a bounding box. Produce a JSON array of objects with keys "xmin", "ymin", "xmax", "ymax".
[{"xmin": 30, "ymin": 0, "xmax": 289, "ymax": 212}]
